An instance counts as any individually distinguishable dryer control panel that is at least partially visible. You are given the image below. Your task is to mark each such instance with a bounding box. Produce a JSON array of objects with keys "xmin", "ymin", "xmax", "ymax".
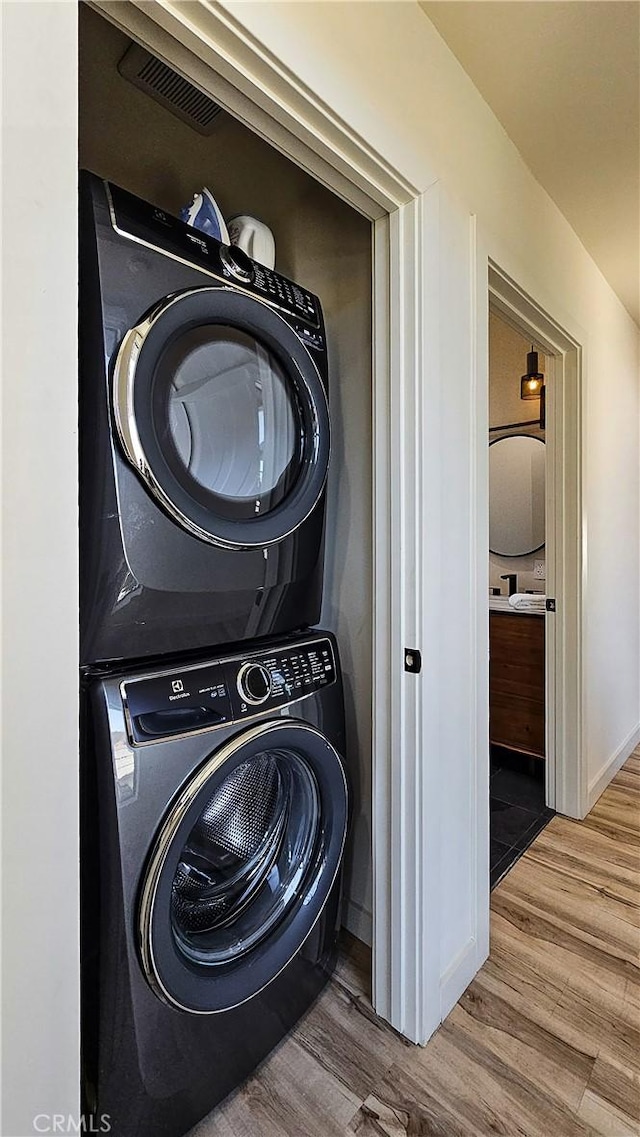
[
  {"xmin": 122, "ymin": 637, "xmax": 337, "ymax": 745},
  {"xmin": 107, "ymin": 181, "xmax": 323, "ymax": 333}
]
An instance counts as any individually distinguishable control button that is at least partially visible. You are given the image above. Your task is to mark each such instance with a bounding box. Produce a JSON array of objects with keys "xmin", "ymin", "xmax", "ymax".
[
  {"xmin": 219, "ymin": 244, "xmax": 254, "ymax": 283},
  {"xmin": 237, "ymin": 662, "xmax": 272, "ymax": 705}
]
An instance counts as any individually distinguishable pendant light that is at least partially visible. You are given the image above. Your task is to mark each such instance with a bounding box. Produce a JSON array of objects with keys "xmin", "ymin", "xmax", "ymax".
[{"xmin": 520, "ymin": 346, "xmax": 544, "ymax": 400}]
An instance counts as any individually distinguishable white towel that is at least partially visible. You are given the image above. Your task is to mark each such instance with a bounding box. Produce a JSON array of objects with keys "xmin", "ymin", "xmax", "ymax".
[{"xmin": 509, "ymin": 593, "xmax": 546, "ymax": 611}]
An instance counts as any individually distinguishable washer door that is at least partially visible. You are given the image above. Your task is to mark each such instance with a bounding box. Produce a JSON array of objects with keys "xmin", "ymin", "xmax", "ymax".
[
  {"xmin": 113, "ymin": 288, "xmax": 330, "ymax": 550},
  {"xmin": 139, "ymin": 721, "xmax": 348, "ymax": 1013}
]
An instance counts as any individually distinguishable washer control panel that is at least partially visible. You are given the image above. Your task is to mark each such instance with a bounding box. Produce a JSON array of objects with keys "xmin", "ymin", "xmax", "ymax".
[
  {"xmin": 122, "ymin": 637, "xmax": 337, "ymax": 744},
  {"xmin": 108, "ymin": 181, "xmax": 322, "ymax": 331},
  {"xmin": 255, "ymin": 640, "xmax": 336, "ymax": 710},
  {"xmin": 250, "ymin": 262, "xmax": 319, "ymax": 328}
]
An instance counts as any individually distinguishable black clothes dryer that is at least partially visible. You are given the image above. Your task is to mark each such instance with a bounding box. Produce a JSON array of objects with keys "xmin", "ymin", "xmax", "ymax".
[
  {"xmin": 80, "ymin": 173, "xmax": 331, "ymax": 668},
  {"xmin": 81, "ymin": 630, "xmax": 348, "ymax": 1137}
]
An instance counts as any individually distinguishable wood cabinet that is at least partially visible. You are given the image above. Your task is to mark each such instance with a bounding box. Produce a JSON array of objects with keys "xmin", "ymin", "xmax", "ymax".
[{"xmin": 489, "ymin": 611, "xmax": 545, "ymax": 758}]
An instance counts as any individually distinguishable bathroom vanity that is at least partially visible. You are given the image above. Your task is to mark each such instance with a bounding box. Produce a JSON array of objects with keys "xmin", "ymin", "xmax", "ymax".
[{"xmin": 489, "ymin": 609, "xmax": 545, "ymax": 758}]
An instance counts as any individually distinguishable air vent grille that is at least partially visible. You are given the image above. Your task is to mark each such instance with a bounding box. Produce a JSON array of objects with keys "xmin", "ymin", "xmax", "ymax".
[{"xmin": 119, "ymin": 44, "xmax": 222, "ymax": 136}]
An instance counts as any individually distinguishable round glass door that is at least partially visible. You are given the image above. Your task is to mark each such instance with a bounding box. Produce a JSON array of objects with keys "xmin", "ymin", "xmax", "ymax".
[
  {"xmin": 139, "ymin": 721, "xmax": 348, "ymax": 1013},
  {"xmin": 114, "ymin": 287, "xmax": 330, "ymax": 550},
  {"xmin": 171, "ymin": 748, "xmax": 319, "ymax": 965},
  {"xmin": 161, "ymin": 325, "xmax": 302, "ymax": 521}
]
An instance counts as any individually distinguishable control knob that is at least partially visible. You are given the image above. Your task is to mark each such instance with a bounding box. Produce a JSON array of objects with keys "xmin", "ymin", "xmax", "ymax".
[
  {"xmin": 237, "ymin": 661, "xmax": 272, "ymax": 706},
  {"xmin": 219, "ymin": 244, "xmax": 254, "ymax": 283}
]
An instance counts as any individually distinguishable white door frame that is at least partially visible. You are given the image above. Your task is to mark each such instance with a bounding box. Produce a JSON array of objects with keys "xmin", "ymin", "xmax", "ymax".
[
  {"xmin": 488, "ymin": 263, "xmax": 585, "ymax": 818},
  {"xmin": 90, "ymin": 0, "xmax": 470, "ymax": 1043},
  {"xmin": 89, "ymin": 0, "xmax": 585, "ymax": 1043}
]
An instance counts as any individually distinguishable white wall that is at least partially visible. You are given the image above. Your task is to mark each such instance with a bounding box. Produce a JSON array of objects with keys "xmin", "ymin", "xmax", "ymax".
[
  {"xmin": 221, "ymin": 0, "xmax": 640, "ymax": 803},
  {"xmin": 1, "ymin": 3, "xmax": 80, "ymax": 1134}
]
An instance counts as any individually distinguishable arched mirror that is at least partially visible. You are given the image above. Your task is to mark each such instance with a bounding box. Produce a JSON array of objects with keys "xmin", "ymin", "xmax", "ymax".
[{"xmin": 489, "ymin": 434, "xmax": 545, "ymax": 557}]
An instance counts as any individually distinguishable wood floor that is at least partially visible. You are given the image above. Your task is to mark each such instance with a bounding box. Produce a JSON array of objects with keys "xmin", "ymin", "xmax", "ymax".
[{"xmin": 191, "ymin": 751, "xmax": 640, "ymax": 1136}]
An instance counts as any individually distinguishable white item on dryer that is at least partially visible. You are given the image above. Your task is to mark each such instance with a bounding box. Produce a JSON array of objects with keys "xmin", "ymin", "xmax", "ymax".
[{"xmin": 228, "ymin": 215, "xmax": 276, "ymax": 270}]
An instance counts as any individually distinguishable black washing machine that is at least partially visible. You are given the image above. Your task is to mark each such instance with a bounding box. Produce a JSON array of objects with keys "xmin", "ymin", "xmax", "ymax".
[
  {"xmin": 81, "ymin": 630, "xmax": 348, "ymax": 1136},
  {"xmin": 80, "ymin": 172, "xmax": 331, "ymax": 667}
]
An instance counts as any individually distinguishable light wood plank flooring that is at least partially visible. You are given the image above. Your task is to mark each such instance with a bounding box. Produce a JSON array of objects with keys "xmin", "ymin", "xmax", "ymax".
[{"xmin": 191, "ymin": 751, "xmax": 640, "ymax": 1136}]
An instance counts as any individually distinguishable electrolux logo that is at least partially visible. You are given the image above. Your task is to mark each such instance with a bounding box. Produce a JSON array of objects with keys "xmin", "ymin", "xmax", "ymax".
[
  {"xmin": 169, "ymin": 677, "xmax": 189, "ymax": 702},
  {"xmin": 32, "ymin": 1116, "xmax": 111, "ymax": 1134}
]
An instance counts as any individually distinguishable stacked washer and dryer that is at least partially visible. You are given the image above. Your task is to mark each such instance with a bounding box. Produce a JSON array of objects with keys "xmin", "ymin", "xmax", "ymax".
[{"xmin": 80, "ymin": 172, "xmax": 349, "ymax": 1136}]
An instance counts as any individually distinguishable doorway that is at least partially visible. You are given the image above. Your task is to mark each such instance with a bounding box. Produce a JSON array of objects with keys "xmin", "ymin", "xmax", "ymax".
[
  {"xmin": 487, "ymin": 306, "xmax": 554, "ymax": 886},
  {"xmin": 79, "ymin": 0, "xmax": 384, "ymax": 1025},
  {"xmin": 488, "ymin": 263, "xmax": 585, "ymax": 890},
  {"xmin": 84, "ymin": 0, "xmax": 477, "ymax": 1047}
]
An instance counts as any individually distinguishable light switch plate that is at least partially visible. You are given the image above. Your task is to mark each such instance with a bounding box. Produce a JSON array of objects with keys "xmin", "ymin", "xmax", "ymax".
[{"xmin": 534, "ymin": 559, "xmax": 546, "ymax": 580}]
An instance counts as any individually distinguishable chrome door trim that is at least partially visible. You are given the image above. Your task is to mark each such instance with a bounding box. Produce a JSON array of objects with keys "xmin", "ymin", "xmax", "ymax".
[
  {"xmin": 138, "ymin": 719, "xmax": 348, "ymax": 1014},
  {"xmin": 112, "ymin": 287, "xmax": 329, "ymax": 551}
]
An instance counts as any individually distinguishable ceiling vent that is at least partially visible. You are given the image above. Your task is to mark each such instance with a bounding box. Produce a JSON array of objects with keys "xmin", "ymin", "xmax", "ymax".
[{"xmin": 118, "ymin": 44, "xmax": 223, "ymax": 135}]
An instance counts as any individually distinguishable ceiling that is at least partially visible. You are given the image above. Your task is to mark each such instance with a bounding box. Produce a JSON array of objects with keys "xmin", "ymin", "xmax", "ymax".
[{"xmin": 420, "ymin": 1, "xmax": 640, "ymax": 326}]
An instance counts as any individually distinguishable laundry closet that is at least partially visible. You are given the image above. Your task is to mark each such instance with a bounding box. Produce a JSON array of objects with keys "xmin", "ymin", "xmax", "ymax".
[{"xmin": 79, "ymin": 6, "xmax": 373, "ymax": 1130}]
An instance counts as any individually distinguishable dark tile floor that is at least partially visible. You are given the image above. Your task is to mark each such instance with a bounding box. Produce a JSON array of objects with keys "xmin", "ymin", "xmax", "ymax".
[{"xmin": 490, "ymin": 746, "xmax": 554, "ymax": 888}]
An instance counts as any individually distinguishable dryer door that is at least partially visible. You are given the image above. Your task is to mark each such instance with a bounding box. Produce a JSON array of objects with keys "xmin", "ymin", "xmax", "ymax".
[
  {"xmin": 113, "ymin": 287, "xmax": 330, "ymax": 550},
  {"xmin": 139, "ymin": 720, "xmax": 348, "ymax": 1013}
]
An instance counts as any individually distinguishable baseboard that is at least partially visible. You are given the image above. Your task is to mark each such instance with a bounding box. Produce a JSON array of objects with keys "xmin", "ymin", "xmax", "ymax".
[
  {"xmin": 587, "ymin": 723, "xmax": 640, "ymax": 812},
  {"xmin": 439, "ymin": 935, "xmax": 484, "ymax": 1021},
  {"xmin": 341, "ymin": 897, "xmax": 372, "ymax": 947}
]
